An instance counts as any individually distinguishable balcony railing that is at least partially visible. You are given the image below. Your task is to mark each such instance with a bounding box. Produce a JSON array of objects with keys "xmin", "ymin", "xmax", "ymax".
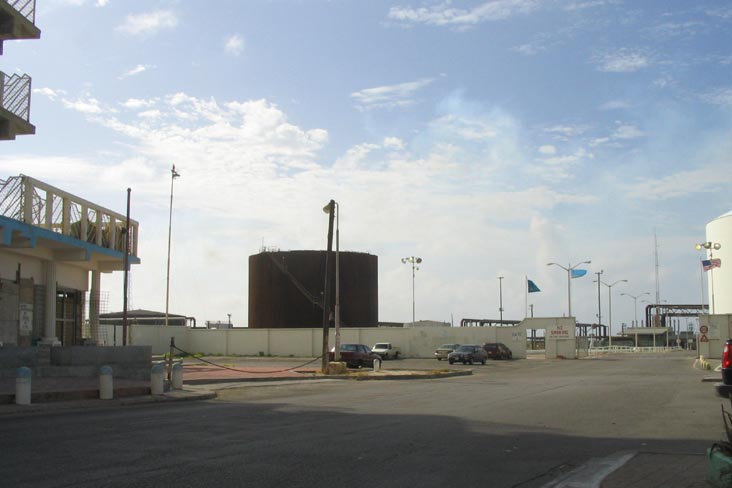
[
  {"xmin": 8, "ymin": 0, "xmax": 37, "ymax": 24},
  {"xmin": 0, "ymin": 175, "xmax": 139, "ymax": 257},
  {"xmin": 0, "ymin": 71, "xmax": 31, "ymax": 122}
]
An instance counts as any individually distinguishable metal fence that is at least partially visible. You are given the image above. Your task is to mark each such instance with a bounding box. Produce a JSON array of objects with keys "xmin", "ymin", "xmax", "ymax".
[
  {"xmin": 8, "ymin": 0, "xmax": 37, "ymax": 24},
  {"xmin": 0, "ymin": 72, "xmax": 32, "ymax": 122}
]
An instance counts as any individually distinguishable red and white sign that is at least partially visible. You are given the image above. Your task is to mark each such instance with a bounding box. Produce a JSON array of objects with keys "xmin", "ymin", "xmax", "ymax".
[{"xmin": 548, "ymin": 325, "xmax": 571, "ymax": 340}]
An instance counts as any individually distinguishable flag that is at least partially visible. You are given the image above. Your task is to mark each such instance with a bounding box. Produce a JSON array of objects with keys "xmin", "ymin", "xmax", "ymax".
[
  {"xmin": 528, "ymin": 279, "xmax": 541, "ymax": 293},
  {"xmin": 570, "ymin": 269, "xmax": 587, "ymax": 279},
  {"xmin": 702, "ymin": 258, "xmax": 721, "ymax": 271}
]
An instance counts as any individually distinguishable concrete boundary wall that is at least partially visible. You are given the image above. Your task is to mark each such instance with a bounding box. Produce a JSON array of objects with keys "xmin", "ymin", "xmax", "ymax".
[
  {"xmin": 698, "ymin": 314, "xmax": 732, "ymax": 359},
  {"xmin": 112, "ymin": 317, "xmax": 577, "ymax": 359}
]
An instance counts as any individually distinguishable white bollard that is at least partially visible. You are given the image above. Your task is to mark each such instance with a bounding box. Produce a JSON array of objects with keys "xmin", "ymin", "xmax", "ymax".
[
  {"xmin": 373, "ymin": 358, "xmax": 381, "ymax": 372},
  {"xmin": 15, "ymin": 366, "xmax": 31, "ymax": 405},
  {"xmin": 99, "ymin": 365, "xmax": 114, "ymax": 400},
  {"xmin": 151, "ymin": 363, "xmax": 165, "ymax": 395},
  {"xmin": 171, "ymin": 361, "xmax": 183, "ymax": 390}
]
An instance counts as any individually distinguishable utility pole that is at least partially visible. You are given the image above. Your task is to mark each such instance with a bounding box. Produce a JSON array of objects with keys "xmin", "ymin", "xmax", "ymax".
[
  {"xmin": 595, "ymin": 270, "xmax": 603, "ymax": 342},
  {"xmin": 498, "ymin": 276, "xmax": 504, "ymax": 322}
]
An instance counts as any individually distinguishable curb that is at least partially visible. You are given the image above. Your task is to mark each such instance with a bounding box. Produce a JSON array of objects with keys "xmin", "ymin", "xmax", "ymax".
[
  {"xmin": 0, "ymin": 388, "xmax": 217, "ymax": 416},
  {"xmin": 184, "ymin": 369, "xmax": 472, "ymax": 385}
]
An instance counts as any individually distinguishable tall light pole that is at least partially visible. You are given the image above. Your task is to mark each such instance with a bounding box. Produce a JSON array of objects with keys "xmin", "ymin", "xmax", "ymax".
[
  {"xmin": 696, "ymin": 241, "xmax": 721, "ymax": 314},
  {"xmin": 547, "ymin": 260, "xmax": 591, "ymax": 317},
  {"xmin": 498, "ymin": 276, "xmax": 504, "ymax": 322},
  {"xmin": 597, "ymin": 279, "xmax": 627, "ymax": 348},
  {"xmin": 622, "ymin": 291, "xmax": 649, "ymax": 349},
  {"xmin": 323, "ymin": 201, "xmax": 340, "ymax": 361},
  {"xmin": 402, "ymin": 256, "xmax": 422, "ymax": 324},
  {"xmin": 621, "ymin": 292, "xmax": 650, "ymax": 327},
  {"xmin": 165, "ymin": 164, "xmax": 180, "ymax": 327},
  {"xmin": 594, "ymin": 270, "xmax": 603, "ymax": 345}
]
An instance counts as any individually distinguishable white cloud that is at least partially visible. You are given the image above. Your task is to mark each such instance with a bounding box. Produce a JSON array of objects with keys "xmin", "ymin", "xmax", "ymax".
[
  {"xmin": 543, "ymin": 124, "xmax": 588, "ymax": 141},
  {"xmin": 388, "ymin": 0, "xmax": 540, "ymax": 28},
  {"xmin": 700, "ymin": 87, "xmax": 732, "ymax": 107},
  {"xmin": 530, "ymin": 147, "xmax": 593, "ymax": 182},
  {"xmin": 33, "ymin": 87, "xmax": 65, "ymax": 101},
  {"xmin": 538, "ymin": 145, "xmax": 556, "ymax": 155},
  {"xmin": 383, "ymin": 137, "xmax": 406, "ymax": 150},
  {"xmin": 613, "ymin": 123, "xmax": 644, "ymax": 139},
  {"xmin": 121, "ymin": 98, "xmax": 156, "ymax": 110},
  {"xmin": 594, "ymin": 49, "xmax": 650, "ymax": 72},
  {"xmin": 116, "ymin": 10, "xmax": 178, "ymax": 36},
  {"xmin": 563, "ymin": 0, "xmax": 619, "ymax": 11},
  {"xmin": 119, "ymin": 64, "xmax": 154, "ymax": 79},
  {"xmin": 624, "ymin": 166, "xmax": 732, "ymax": 201},
  {"xmin": 351, "ymin": 78, "xmax": 434, "ymax": 111},
  {"xmin": 511, "ymin": 43, "xmax": 544, "ymax": 56},
  {"xmin": 138, "ymin": 109, "xmax": 162, "ymax": 119},
  {"xmin": 224, "ymin": 34, "xmax": 245, "ymax": 56},
  {"xmin": 431, "ymin": 114, "xmax": 498, "ymax": 140},
  {"xmin": 599, "ymin": 99, "xmax": 630, "ymax": 110},
  {"xmin": 62, "ymin": 96, "xmax": 104, "ymax": 114}
]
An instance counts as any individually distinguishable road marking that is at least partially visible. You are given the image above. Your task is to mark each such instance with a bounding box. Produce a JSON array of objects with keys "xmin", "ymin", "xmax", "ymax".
[{"xmin": 540, "ymin": 451, "xmax": 636, "ymax": 488}]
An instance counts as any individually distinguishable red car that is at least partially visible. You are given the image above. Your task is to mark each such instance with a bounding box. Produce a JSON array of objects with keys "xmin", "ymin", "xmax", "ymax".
[{"xmin": 329, "ymin": 343, "xmax": 382, "ymax": 369}]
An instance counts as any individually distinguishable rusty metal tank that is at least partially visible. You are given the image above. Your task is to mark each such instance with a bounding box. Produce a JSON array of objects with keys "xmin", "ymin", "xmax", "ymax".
[{"xmin": 248, "ymin": 250, "xmax": 378, "ymax": 328}]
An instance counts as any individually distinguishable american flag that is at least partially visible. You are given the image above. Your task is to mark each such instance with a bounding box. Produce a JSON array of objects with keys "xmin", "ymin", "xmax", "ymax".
[{"xmin": 702, "ymin": 258, "xmax": 722, "ymax": 271}]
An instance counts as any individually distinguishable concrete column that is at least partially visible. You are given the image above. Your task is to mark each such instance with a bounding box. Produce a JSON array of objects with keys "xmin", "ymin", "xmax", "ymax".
[
  {"xmin": 89, "ymin": 270, "xmax": 101, "ymax": 345},
  {"xmin": 99, "ymin": 365, "xmax": 113, "ymax": 400},
  {"xmin": 40, "ymin": 261, "xmax": 60, "ymax": 346}
]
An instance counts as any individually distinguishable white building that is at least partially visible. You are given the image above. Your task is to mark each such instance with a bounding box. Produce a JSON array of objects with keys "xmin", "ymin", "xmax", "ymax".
[{"xmin": 0, "ymin": 175, "xmax": 140, "ymax": 347}]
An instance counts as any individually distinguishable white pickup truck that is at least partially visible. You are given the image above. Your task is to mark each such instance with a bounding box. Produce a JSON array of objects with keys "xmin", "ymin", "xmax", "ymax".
[{"xmin": 371, "ymin": 343, "xmax": 401, "ymax": 360}]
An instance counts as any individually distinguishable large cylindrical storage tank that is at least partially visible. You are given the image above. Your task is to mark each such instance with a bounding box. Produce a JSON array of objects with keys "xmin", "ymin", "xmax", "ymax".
[
  {"xmin": 248, "ymin": 250, "xmax": 378, "ymax": 328},
  {"xmin": 706, "ymin": 211, "xmax": 732, "ymax": 314}
]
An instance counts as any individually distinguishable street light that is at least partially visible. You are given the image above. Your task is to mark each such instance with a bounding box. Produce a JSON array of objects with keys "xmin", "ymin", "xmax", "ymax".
[
  {"xmin": 402, "ymin": 256, "xmax": 422, "ymax": 324},
  {"xmin": 165, "ymin": 164, "xmax": 180, "ymax": 327},
  {"xmin": 323, "ymin": 201, "xmax": 340, "ymax": 361},
  {"xmin": 622, "ymin": 291, "xmax": 649, "ymax": 349},
  {"xmin": 696, "ymin": 241, "xmax": 722, "ymax": 314},
  {"xmin": 498, "ymin": 276, "xmax": 504, "ymax": 322},
  {"xmin": 546, "ymin": 260, "xmax": 591, "ymax": 317},
  {"xmin": 593, "ymin": 270, "xmax": 603, "ymax": 346},
  {"xmin": 620, "ymin": 292, "xmax": 650, "ymax": 327},
  {"xmin": 596, "ymin": 279, "xmax": 627, "ymax": 348}
]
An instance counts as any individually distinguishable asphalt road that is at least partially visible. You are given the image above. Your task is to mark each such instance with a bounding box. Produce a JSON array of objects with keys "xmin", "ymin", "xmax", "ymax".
[{"xmin": 0, "ymin": 352, "xmax": 721, "ymax": 487}]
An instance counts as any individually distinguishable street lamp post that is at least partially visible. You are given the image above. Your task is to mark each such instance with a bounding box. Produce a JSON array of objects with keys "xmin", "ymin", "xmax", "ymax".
[
  {"xmin": 696, "ymin": 241, "xmax": 722, "ymax": 314},
  {"xmin": 402, "ymin": 256, "xmax": 422, "ymax": 324},
  {"xmin": 165, "ymin": 164, "xmax": 180, "ymax": 328},
  {"xmin": 597, "ymin": 279, "xmax": 627, "ymax": 348},
  {"xmin": 594, "ymin": 270, "xmax": 603, "ymax": 346},
  {"xmin": 621, "ymin": 291, "xmax": 650, "ymax": 348},
  {"xmin": 498, "ymin": 276, "xmax": 504, "ymax": 322},
  {"xmin": 547, "ymin": 260, "xmax": 591, "ymax": 317}
]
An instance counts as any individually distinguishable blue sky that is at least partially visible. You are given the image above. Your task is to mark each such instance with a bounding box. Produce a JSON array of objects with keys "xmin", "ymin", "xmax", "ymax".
[{"xmin": 2, "ymin": 0, "xmax": 731, "ymax": 330}]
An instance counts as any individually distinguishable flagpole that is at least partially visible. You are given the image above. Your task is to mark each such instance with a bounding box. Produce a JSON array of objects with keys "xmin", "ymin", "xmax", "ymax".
[{"xmin": 525, "ymin": 275, "xmax": 528, "ymax": 318}]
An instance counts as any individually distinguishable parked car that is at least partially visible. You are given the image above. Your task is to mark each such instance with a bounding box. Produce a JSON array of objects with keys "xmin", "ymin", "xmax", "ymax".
[
  {"xmin": 329, "ymin": 343, "xmax": 382, "ymax": 369},
  {"xmin": 483, "ymin": 342, "xmax": 513, "ymax": 360},
  {"xmin": 434, "ymin": 343, "xmax": 460, "ymax": 361},
  {"xmin": 371, "ymin": 343, "xmax": 401, "ymax": 360},
  {"xmin": 448, "ymin": 344, "xmax": 487, "ymax": 365},
  {"xmin": 716, "ymin": 339, "xmax": 732, "ymax": 397}
]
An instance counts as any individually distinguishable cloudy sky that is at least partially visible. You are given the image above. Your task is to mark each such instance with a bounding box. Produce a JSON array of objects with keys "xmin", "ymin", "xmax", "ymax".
[{"xmin": 2, "ymin": 0, "xmax": 731, "ymax": 330}]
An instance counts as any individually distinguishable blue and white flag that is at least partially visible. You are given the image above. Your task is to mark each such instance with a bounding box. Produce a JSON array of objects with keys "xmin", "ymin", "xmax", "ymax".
[
  {"xmin": 527, "ymin": 279, "xmax": 541, "ymax": 293},
  {"xmin": 570, "ymin": 269, "xmax": 588, "ymax": 279}
]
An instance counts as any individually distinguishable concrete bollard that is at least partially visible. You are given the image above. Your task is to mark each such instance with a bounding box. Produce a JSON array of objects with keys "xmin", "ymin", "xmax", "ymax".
[
  {"xmin": 151, "ymin": 363, "xmax": 165, "ymax": 395},
  {"xmin": 15, "ymin": 367, "xmax": 31, "ymax": 405},
  {"xmin": 171, "ymin": 361, "xmax": 183, "ymax": 390},
  {"xmin": 373, "ymin": 359, "xmax": 381, "ymax": 372},
  {"xmin": 99, "ymin": 365, "xmax": 114, "ymax": 400}
]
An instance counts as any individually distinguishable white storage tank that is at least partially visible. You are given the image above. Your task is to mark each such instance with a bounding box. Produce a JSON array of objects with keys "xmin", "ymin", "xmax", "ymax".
[{"xmin": 705, "ymin": 211, "xmax": 732, "ymax": 314}]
